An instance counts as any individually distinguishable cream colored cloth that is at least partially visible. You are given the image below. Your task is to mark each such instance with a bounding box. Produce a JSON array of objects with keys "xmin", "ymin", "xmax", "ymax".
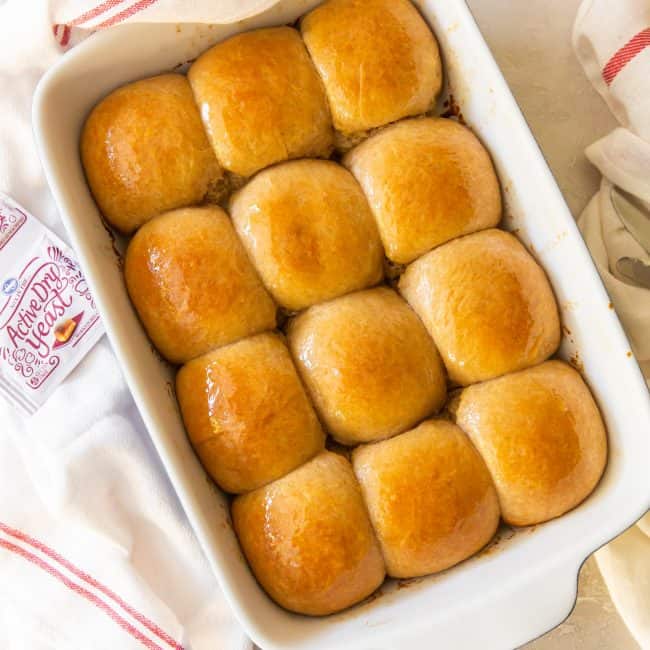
[
  {"xmin": 579, "ymin": 128, "xmax": 650, "ymax": 375},
  {"xmin": 597, "ymin": 513, "xmax": 650, "ymax": 649},
  {"xmin": 573, "ymin": 1, "xmax": 650, "ymax": 647}
]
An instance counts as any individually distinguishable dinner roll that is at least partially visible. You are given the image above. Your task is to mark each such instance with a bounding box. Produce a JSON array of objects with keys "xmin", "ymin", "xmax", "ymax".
[
  {"xmin": 454, "ymin": 361, "xmax": 608, "ymax": 526},
  {"xmin": 188, "ymin": 27, "xmax": 333, "ymax": 177},
  {"xmin": 301, "ymin": 0, "xmax": 442, "ymax": 134},
  {"xmin": 352, "ymin": 419, "xmax": 500, "ymax": 578},
  {"xmin": 287, "ymin": 287, "xmax": 446, "ymax": 444},
  {"xmin": 399, "ymin": 229, "xmax": 560, "ymax": 385},
  {"xmin": 81, "ymin": 74, "xmax": 222, "ymax": 234},
  {"xmin": 124, "ymin": 206, "xmax": 276, "ymax": 364},
  {"xmin": 232, "ymin": 451, "xmax": 385, "ymax": 615},
  {"xmin": 176, "ymin": 333, "xmax": 324, "ymax": 494},
  {"xmin": 230, "ymin": 160, "xmax": 383, "ymax": 311},
  {"xmin": 344, "ymin": 118, "xmax": 502, "ymax": 264}
]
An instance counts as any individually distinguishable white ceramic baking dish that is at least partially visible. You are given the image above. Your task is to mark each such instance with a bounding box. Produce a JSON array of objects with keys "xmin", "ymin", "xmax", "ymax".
[{"xmin": 32, "ymin": 1, "xmax": 650, "ymax": 648}]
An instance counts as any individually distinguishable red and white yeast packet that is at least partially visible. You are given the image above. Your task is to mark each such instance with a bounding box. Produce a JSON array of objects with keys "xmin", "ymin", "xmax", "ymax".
[{"xmin": 0, "ymin": 193, "xmax": 104, "ymax": 414}]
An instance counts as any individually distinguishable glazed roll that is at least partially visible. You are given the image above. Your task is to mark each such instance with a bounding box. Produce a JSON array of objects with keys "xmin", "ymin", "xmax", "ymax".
[
  {"xmin": 232, "ymin": 451, "xmax": 386, "ymax": 615},
  {"xmin": 352, "ymin": 419, "xmax": 500, "ymax": 578},
  {"xmin": 344, "ymin": 118, "xmax": 502, "ymax": 264},
  {"xmin": 124, "ymin": 206, "xmax": 276, "ymax": 364},
  {"xmin": 301, "ymin": 0, "xmax": 442, "ymax": 135},
  {"xmin": 230, "ymin": 159, "xmax": 383, "ymax": 311},
  {"xmin": 188, "ymin": 27, "xmax": 333, "ymax": 177},
  {"xmin": 399, "ymin": 229, "xmax": 560, "ymax": 385},
  {"xmin": 454, "ymin": 361, "xmax": 608, "ymax": 526},
  {"xmin": 287, "ymin": 287, "xmax": 447, "ymax": 444},
  {"xmin": 176, "ymin": 333, "xmax": 325, "ymax": 494},
  {"xmin": 81, "ymin": 74, "xmax": 222, "ymax": 234}
]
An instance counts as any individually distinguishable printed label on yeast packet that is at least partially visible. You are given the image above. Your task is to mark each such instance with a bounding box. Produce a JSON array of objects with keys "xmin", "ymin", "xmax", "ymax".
[
  {"xmin": 0, "ymin": 200, "xmax": 27, "ymax": 251},
  {"xmin": 0, "ymin": 194, "xmax": 104, "ymax": 415}
]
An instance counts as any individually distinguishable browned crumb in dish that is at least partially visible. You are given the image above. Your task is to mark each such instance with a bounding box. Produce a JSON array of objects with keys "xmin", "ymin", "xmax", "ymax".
[
  {"xmin": 204, "ymin": 171, "xmax": 247, "ymax": 207},
  {"xmin": 333, "ymin": 128, "xmax": 371, "ymax": 153}
]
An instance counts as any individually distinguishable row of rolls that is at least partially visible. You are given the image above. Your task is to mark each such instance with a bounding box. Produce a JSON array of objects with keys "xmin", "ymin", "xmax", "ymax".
[{"xmin": 80, "ymin": 0, "xmax": 608, "ymax": 618}]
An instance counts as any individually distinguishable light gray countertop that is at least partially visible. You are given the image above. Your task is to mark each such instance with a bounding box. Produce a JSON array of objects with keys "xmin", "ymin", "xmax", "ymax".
[{"xmin": 526, "ymin": 558, "xmax": 638, "ymax": 649}]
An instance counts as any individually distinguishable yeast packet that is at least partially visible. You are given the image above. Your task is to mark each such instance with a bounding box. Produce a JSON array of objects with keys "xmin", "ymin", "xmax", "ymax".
[{"xmin": 0, "ymin": 193, "xmax": 104, "ymax": 414}]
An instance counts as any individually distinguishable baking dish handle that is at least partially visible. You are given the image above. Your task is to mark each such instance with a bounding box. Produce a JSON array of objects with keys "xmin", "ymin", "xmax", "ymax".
[
  {"xmin": 371, "ymin": 555, "xmax": 584, "ymax": 650},
  {"xmin": 499, "ymin": 556, "xmax": 584, "ymax": 647}
]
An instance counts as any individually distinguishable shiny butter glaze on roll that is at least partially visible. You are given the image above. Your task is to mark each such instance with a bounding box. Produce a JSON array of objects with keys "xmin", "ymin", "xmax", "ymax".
[
  {"xmin": 232, "ymin": 451, "xmax": 386, "ymax": 615},
  {"xmin": 230, "ymin": 159, "xmax": 383, "ymax": 311},
  {"xmin": 454, "ymin": 360, "xmax": 608, "ymax": 526},
  {"xmin": 301, "ymin": 0, "xmax": 442, "ymax": 135},
  {"xmin": 287, "ymin": 287, "xmax": 447, "ymax": 444},
  {"xmin": 399, "ymin": 229, "xmax": 561, "ymax": 385},
  {"xmin": 81, "ymin": 73, "xmax": 222, "ymax": 234},
  {"xmin": 352, "ymin": 419, "xmax": 500, "ymax": 578},
  {"xmin": 344, "ymin": 117, "xmax": 502, "ymax": 264},
  {"xmin": 176, "ymin": 332, "xmax": 324, "ymax": 494},
  {"xmin": 188, "ymin": 27, "xmax": 333, "ymax": 177},
  {"xmin": 124, "ymin": 206, "xmax": 276, "ymax": 364}
]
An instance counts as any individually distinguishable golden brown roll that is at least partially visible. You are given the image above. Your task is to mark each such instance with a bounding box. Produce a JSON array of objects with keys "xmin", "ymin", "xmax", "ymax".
[
  {"xmin": 301, "ymin": 0, "xmax": 442, "ymax": 135},
  {"xmin": 454, "ymin": 361, "xmax": 608, "ymax": 526},
  {"xmin": 81, "ymin": 73, "xmax": 222, "ymax": 234},
  {"xmin": 124, "ymin": 206, "xmax": 276, "ymax": 364},
  {"xmin": 287, "ymin": 287, "xmax": 446, "ymax": 444},
  {"xmin": 232, "ymin": 451, "xmax": 386, "ymax": 615},
  {"xmin": 176, "ymin": 333, "xmax": 324, "ymax": 494},
  {"xmin": 352, "ymin": 419, "xmax": 500, "ymax": 578},
  {"xmin": 188, "ymin": 27, "xmax": 333, "ymax": 177},
  {"xmin": 230, "ymin": 159, "xmax": 383, "ymax": 311},
  {"xmin": 399, "ymin": 229, "xmax": 560, "ymax": 385},
  {"xmin": 344, "ymin": 118, "xmax": 502, "ymax": 264}
]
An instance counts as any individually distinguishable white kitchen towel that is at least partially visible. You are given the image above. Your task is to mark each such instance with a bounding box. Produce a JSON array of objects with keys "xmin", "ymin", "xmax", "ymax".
[
  {"xmin": 573, "ymin": 1, "xmax": 650, "ymax": 648},
  {"xmin": 0, "ymin": 0, "xmax": 258, "ymax": 648},
  {"xmin": 50, "ymin": 0, "xmax": 278, "ymax": 47}
]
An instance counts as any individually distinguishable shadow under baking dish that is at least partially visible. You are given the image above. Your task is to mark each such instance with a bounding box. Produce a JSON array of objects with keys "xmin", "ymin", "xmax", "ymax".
[{"xmin": 32, "ymin": 1, "xmax": 650, "ymax": 649}]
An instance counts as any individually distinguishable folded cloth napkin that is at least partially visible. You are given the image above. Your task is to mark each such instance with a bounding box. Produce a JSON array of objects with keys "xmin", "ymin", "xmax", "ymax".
[
  {"xmin": 573, "ymin": 1, "xmax": 650, "ymax": 647},
  {"xmin": 0, "ymin": 0, "xmax": 259, "ymax": 648}
]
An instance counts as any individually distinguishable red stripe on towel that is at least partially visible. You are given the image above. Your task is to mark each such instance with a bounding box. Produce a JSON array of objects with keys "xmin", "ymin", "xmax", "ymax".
[
  {"xmin": 602, "ymin": 27, "xmax": 650, "ymax": 85},
  {"xmin": 0, "ymin": 522, "xmax": 183, "ymax": 650},
  {"xmin": 0, "ymin": 536, "xmax": 164, "ymax": 650},
  {"xmin": 94, "ymin": 0, "xmax": 161, "ymax": 28},
  {"xmin": 66, "ymin": 0, "xmax": 129, "ymax": 27},
  {"xmin": 60, "ymin": 25, "xmax": 72, "ymax": 46}
]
